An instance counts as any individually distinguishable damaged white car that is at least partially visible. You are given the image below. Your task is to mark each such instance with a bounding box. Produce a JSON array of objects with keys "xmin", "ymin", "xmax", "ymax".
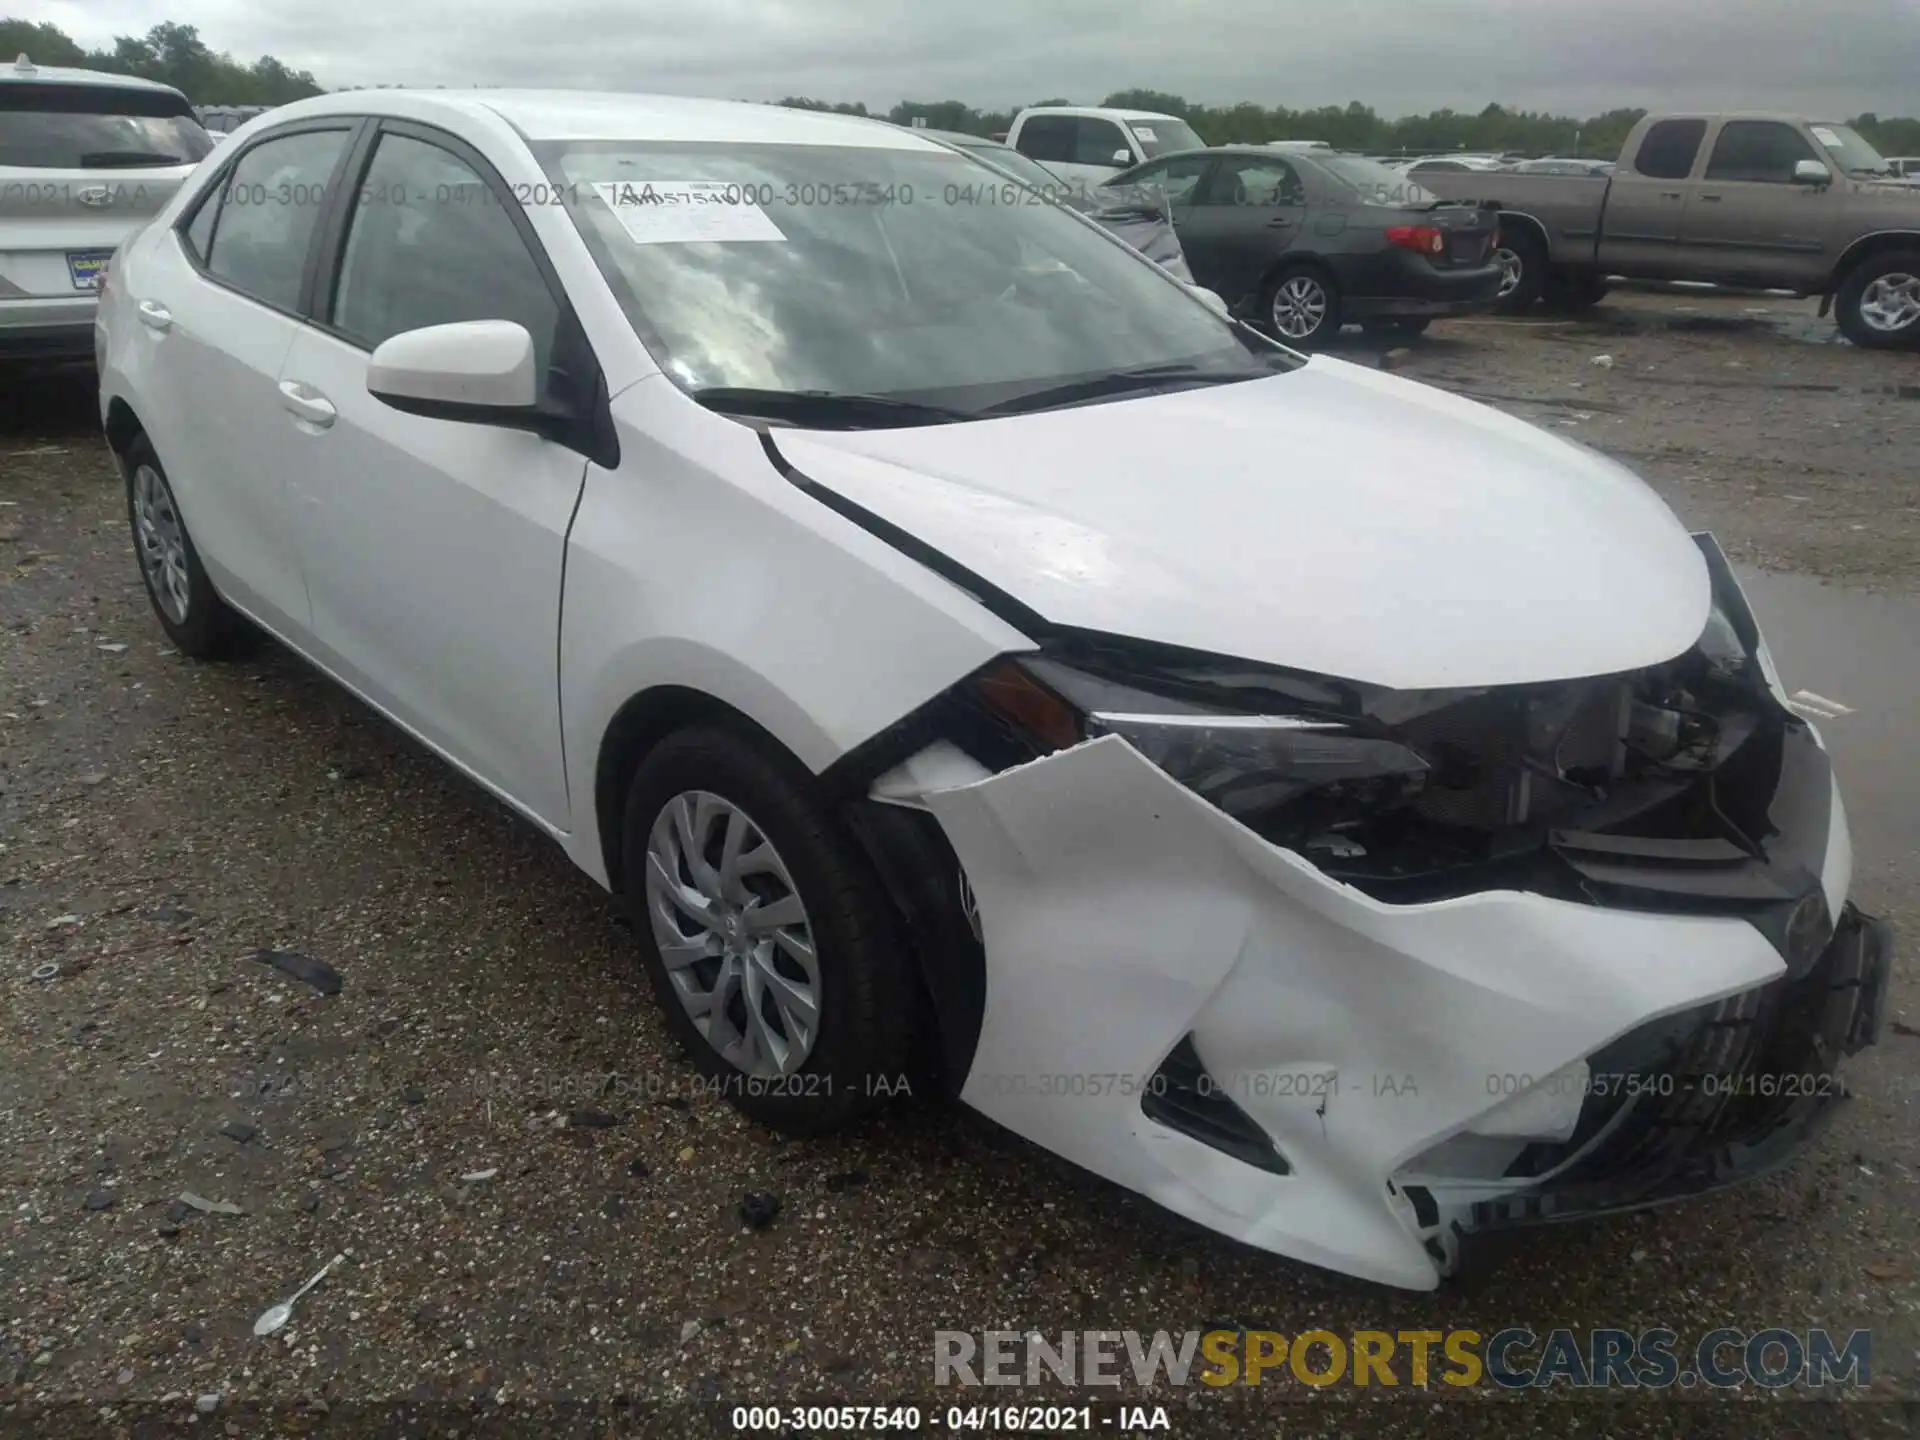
[{"xmin": 97, "ymin": 90, "xmax": 1892, "ymax": 1290}]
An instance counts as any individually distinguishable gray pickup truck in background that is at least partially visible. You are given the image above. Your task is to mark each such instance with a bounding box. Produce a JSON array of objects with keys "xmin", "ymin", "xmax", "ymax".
[{"xmin": 1417, "ymin": 112, "xmax": 1920, "ymax": 349}]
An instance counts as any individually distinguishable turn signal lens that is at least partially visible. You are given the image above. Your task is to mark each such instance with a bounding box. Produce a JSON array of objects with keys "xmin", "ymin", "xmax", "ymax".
[{"xmin": 971, "ymin": 661, "xmax": 1084, "ymax": 752}]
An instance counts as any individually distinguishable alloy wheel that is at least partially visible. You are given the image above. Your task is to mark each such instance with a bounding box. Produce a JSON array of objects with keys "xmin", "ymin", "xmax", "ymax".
[
  {"xmin": 1271, "ymin": 275, "xmax": 1329, "ymax": 340},
  {"xmin": 643, "ymin": 790, "xmax": 821, "ymax": 1077},
  {"xmin": 1493, "ymin": 247, "xmax": 1523, "ymax": 298},
  {"xmin": 1858, "ymin": 271, "xmax": 1920, "ymax": 333},
  {"xmin": 132, "ymin": 463, "xmax": 190, "ymax": 625}
]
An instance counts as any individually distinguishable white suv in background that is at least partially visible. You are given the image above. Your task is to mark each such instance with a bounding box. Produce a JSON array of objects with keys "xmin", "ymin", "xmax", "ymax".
[{"xmin": 0, "ymin": 54, "xmax": 212, "ymax": 364}]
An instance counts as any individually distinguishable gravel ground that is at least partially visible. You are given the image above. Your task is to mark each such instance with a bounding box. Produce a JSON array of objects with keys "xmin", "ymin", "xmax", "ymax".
[{"xmin": 2, "ymin": 292, "xmax": 1916, "ymax": 1439}]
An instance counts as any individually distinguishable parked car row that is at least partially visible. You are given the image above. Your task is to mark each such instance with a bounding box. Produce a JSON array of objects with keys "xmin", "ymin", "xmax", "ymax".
[{"xmin": 90, "ymin": 85, "xmax": 1892, "ymax": 1293}]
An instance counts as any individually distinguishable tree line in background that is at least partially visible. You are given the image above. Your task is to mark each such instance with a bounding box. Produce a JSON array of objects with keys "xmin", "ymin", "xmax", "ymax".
[
  {"xmin": 8, "ymin": 18, "xmax": 1919, "ymax": 159},
  {"xmin": 1, "ymin": 19, "xmax": 323, "ymax": 107}
]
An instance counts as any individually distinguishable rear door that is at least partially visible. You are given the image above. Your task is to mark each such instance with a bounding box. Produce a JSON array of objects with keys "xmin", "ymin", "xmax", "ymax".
[
  {"xmin": 1680, "ymin": 119, "xmax": 1834, "ymax": 288},
  {"xmin": 0, "ymin": 79, "xmax": 213, "ymax": 349},
  {"xmin": 1597, "ymin": 118, "xmax": 1709, "ymax": 277},
  {"xmin": 118, "ymin": 121, "xmax": 358, "ymax": 634},
  {"xmin": 1177, "ymin": 153, "xmax": 1308, "ymax": 311}
]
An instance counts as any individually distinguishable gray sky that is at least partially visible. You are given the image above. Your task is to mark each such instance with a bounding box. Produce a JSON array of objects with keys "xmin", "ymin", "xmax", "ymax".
[{"xmin": 36, "ymin": 0, "xmax": 1920, "ymax": 118}]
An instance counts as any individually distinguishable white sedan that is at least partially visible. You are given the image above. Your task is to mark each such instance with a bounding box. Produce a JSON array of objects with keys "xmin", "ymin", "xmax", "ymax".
[{"xmin": 96, "ymin": 89, "xmax": 1890, "ymax": 1290}]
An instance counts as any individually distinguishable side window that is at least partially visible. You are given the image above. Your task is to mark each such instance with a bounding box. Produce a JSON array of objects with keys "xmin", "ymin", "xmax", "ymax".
[
  {"xmin": 1130, "ymin": 154, "xmax": 1211, "ymax": 205},
  {"xmin": 330, "ymin": 132, "xmax": 560, "ymax": 379},
  {"xmin": 203, "ymin": 129, "xmax": 350, "ymax": 311},
  {"xmin": 1634, "ymin": 119, "xmax": 1708, "ymax": 180},
  {"xmin": 1070, "ymin": 118, "xmax": 1131, "ymax": 168},
  {"xmin": 180, "ymin": 183, "xmax": 219, "ymax": 263},
  {"xmin": 1704, "ymin": 121, "xmax": 1818, "ymax": 184},
  {"xmin": 1016, "ymin": 116, "xmax": 1074, "ymax": 164},
  {"xmin": 1207, "ymin": 157, "xmax": 1303, "ymax": 207}
]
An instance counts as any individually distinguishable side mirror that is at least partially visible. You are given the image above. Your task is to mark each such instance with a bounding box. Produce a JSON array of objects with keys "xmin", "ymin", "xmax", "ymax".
[
  {"xmin": 367, "ymin": 319, "xmax": 538, "ymax": 425},
  {"xmin": 1111, "ymin": 148, "xmax": 1134, "ymax": 166},
  {"xmin": 1187, "ymin": 284, "xmax": 1231, "ymax": 319},
  {"xmin": 1794, "ymin": 158, "xmax": 1832, "ymax": 187}
]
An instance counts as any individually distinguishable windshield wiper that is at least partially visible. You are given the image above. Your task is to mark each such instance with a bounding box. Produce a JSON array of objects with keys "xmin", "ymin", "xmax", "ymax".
[
  {"xmin": 976, "ymin": 362, "xmax": 1273, "ymax": 418},
  {"xmin": 690, "ymin": 387, "xmax": 975, "ymax": 429},
  {"xmin": 79, "ymin": 150, "xmax": 184, "ymax": 168}
]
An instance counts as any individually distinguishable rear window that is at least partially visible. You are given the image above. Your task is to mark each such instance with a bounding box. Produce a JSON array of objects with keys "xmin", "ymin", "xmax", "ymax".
[
  {"xmin": 0, "ymin": 82, "xmax": 213, "ymax": 170},
  {"xmin": 1312, "ymin": 154, "xmax": 1435, "ymax": 207}
]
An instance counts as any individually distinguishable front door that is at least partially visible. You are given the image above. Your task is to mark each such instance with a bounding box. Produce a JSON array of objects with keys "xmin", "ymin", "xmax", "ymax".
[
  {"xmin": 273, "ymin": 123, "xmax": 590, "ymax": 826},
  {"xmin": 1680, "ymin": 119, "xmax": 1835, "ymax": 289}
]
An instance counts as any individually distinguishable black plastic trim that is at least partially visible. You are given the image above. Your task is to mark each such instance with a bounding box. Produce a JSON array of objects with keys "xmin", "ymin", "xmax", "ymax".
[
  {"xmin": 841, "ymin": 800, "xmax": 986, "ymax": 1090},
  {"xmin": 1142, "ymin": 1035, "xmax": 1290, "ymax": 1175}
]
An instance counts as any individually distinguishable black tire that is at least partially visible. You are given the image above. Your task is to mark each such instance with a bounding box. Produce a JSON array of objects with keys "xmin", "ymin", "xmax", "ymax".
[
  {"xmin": 1363, "ymin": 317, "xmax": 1431, "ymax": 336},
  {"xmin": 1492, "ymin": 227, "xmax": 1549, "ymax": 314},
  {"xmin": 1835, "ymin": 249, "xmax": 1920, "ymax": 350},
  {"xmin": 121, "ymin": 432, "xmax": 250, "ymax": 659},
  {"xmin": 1262, "ymin": 264, "xmax": 1342, "ymax": 347},
  {"xmin": 620, "ymin": 725, "xmax": 918, "ymax": 1135}
]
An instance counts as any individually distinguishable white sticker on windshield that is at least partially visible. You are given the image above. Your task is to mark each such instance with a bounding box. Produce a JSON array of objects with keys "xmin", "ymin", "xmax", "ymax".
[
  {"xmin": 591, "ymin": 181, "xmax": 787, "ymax": 244},
  {"xmin": 1810, "ymin": 126, "xmax": 1842, "ymax": 149},
  {"xmin": 1132, "ymin": 126, "xmax": 1158, "ymax": 141}
]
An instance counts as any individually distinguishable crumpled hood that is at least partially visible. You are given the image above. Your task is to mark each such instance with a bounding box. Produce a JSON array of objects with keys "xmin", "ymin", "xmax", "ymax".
[{"xmin": 772, "ymin": 355, "xmax": 1712, "ymax": 689}]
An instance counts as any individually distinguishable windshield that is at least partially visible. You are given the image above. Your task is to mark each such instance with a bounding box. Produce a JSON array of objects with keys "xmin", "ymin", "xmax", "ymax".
[
  {"xmin": 0, "ymin": 83, "xmax": 212, "ymax": 169},
  {"xmin": 542, "ymin": 139, "xmax": 1291, "ymax": 419},
  {"xmin": 1808, "ymin": 123, "xmax": 1892, "ymax": 178},
  {"xmin": 954, "ymin": 141, "xmax": 1069, "ymax": 194},
  {"xmin": 1310, "ymin": 153, "xmax": 1435, "ymax": 207},
  {"xmin": 1128, "ymin": 119, "xmax": 1205, "ymax": 158}
]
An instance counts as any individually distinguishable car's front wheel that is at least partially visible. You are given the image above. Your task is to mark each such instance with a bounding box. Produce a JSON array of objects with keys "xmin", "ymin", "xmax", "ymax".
[
  {"xmin": 620, "ymin": 725, "xmax": 918, "ymax": 1134},
  {"xmin": 1835, "ymin": 250, "xmax": 1920, "ymax": 350},
  {"xmin": 1264, "ymin": 266, "xmax": 1342, "ymax": 346},
  {"xmin": 122, "ymin": 434, "xmax": 249, "ymax": 659}
]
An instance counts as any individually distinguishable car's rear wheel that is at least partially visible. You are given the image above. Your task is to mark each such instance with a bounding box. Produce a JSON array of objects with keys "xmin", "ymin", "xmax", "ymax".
[
  {"xmin": 1264, "ymin": 266, "xmax": 1341, "ymax": 346},
  {"xmin": 620, "ymin": 725, "xmax": 917, "ymax": 1134},
  {"xmin": 1835, "ymin": 251, "xmax": 1920, "ymax": 350},
  {"xmin": 122, "ymin": 434, "xmax": 249, "ymax": 659},
  {"xmin": 1492, "ymin": 229, "xmax": 1548, "ymax": 313}
]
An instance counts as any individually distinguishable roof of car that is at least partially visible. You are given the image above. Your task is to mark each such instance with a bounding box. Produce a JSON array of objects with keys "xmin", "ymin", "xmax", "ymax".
[
  {"xmin": 3, "ymin": 56, "xmax": 186, "ymax": 95},
  {"xmin": 1017, "ymin": 105, "xmax": 1185, "ymax": 123},
  {"xmin": 259, "ymin": 88, "xmax": 948, "ymax": 150},
  {"xmin": 914, "ymin": 127, "xmax": 1006, "ymax": 148}
]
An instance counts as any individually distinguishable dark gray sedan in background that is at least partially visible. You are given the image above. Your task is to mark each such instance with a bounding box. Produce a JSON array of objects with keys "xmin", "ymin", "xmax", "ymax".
[{"xmin": 1109, "ymin": 145, "xmax": 1505, "ymax": 344}]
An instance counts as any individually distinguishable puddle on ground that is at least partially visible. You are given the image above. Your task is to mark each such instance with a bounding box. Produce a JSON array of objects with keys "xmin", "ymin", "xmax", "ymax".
[{"xmin": 1735, "ymin": 566, "xmax": 1920, "ymax": 864}]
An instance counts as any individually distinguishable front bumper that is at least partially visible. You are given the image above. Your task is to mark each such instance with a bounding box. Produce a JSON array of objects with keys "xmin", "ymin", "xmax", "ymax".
[{"xmin": 890, "ymin": 730, "xmax": 1883, "ymax": 1291}]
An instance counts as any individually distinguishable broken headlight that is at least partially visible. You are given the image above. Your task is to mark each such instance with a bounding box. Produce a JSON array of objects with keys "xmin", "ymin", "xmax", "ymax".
[{"xmin": 981, "ymin": 653, "xmax": 1432, "ymax": 844}]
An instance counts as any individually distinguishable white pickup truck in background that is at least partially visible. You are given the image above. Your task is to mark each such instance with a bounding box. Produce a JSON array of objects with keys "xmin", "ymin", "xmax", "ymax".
[{"xmin": 1005, "ymin": 105, "xmax": 1207, "ymax": 188}]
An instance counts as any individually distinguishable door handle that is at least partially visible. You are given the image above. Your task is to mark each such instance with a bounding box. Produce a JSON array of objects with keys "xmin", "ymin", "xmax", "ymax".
[
  {"xmin": 1698, "ymin": 193, "xmax": 1723, "ymax": 202},
  {"xmin": 1660, "ymin": 191, "xmax": 1684, "ymax": 200},
  {"xmin": 136, "ymin": 300, "xmax": 171, "ymax": 332},
  {"xmin": 278, "ymin": 380, "xmax": 336, "ymax": 429},
  {"xmin": 1266, "ymin": 215, "xmax": 1293, "ymax": 228}
]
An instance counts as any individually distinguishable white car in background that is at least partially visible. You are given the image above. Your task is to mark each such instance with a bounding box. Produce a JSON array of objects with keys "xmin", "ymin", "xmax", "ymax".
[
  {"xmin": 0, "ymin": 54, "xmax": 212, "ymax": 363},
  {"xmin": 95, "ymin": 88, "xmax": 1891, "ymax": 1290}
]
